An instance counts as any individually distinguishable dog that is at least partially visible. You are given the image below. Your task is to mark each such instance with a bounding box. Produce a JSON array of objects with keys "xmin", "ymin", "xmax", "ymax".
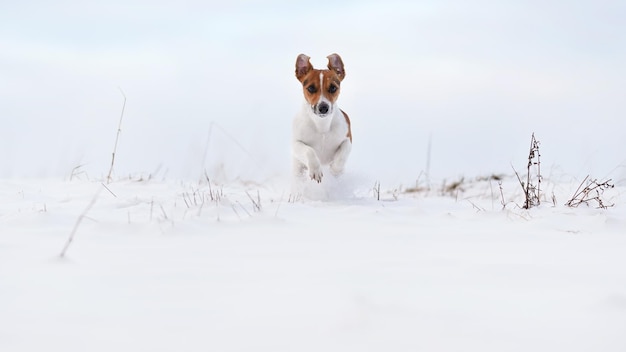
[{"xmin": 292, "ymin": 53, "xmax": 352, "ymax": 183}]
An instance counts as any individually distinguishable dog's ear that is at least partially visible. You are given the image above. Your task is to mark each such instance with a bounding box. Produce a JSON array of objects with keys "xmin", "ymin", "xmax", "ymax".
[
  {"xmin": 295, "ymin": 54, "xmax": 312, "ymax": 81},
  {"xmin": 327, "ymin": 53, "xmax": 345, "ymax": 81}
]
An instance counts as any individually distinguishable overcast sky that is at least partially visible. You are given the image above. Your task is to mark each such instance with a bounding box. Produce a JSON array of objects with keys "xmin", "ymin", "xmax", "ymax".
[{"xmin": 1, "ymin": 1, "xmax": 624, "ymax": 186}]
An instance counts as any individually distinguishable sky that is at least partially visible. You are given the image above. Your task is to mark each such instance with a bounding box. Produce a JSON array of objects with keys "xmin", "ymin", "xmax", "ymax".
[{"xmin": 1, "ymin": 0, "xmax": 625, "ymax": 186}]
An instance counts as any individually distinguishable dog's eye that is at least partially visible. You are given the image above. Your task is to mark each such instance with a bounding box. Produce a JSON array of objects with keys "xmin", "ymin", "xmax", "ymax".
[
  {"xmin": 328, "ymin": 84, "xmax": 338, "ymax": 94},
  {"xmin": 307, "ymin": 85, "xmax": 317, "ymax": 93}
]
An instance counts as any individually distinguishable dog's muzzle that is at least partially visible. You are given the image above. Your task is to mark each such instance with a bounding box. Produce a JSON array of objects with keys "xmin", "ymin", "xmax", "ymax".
[{"xmin": 314, "ymin": 102, "xmax": 330, "ymax": 116}]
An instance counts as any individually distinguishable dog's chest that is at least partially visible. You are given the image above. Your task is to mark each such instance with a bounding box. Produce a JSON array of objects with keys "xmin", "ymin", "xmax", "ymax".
[
  {"xmin": 296, "ymin": 112, "xmax": 346, "ymax": 163},
  {"xmin": 307, "ymin": 131, "xmax": 342, "ymax": 164}
]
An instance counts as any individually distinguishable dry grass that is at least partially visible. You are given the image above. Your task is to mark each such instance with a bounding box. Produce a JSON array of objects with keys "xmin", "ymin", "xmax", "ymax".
[
  {"xmin": 106, "ymin": 88, "xmax": 127, "ymax": 184},
  {"xmin": 513, "ymin": 133, "xmax": 541, "ymax": 209},
  {"xmin": 565, "ymin": 175, "xmax": 615, "ymax": 209}
]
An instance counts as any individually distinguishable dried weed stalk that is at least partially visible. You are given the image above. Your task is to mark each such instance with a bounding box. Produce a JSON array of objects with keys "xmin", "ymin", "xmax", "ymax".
[
  {"xmin": 59, "ymin": 187, "xmax": 102, "ymax": 258},
  {"xmin": 441, "ymin": 177, "xmax": 464, "ymax": 199},
  {"xmin": 373, "ymin": 181, "xmax": 381, "ymax": 201},
  {"xmin": 246, "ymin": 190, "xmax": 262, "ymax": 212},
  {"xmin": 514, "ymin": 133, "xmax": 541, "ymax": 209},
  {"xmin": 565, "ymin": 175, "xmax": 615, "ymax": 209},
  {"xmin": 106, "ymin": 88, "xmax": 127, "ymax": 184},
  {"xmin": 498, "ymin": 181, "xmax": 507, "ymax": 209}
]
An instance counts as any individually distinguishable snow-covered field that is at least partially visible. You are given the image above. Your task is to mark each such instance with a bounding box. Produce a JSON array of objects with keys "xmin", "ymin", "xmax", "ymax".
[
  {"xmin": 2, "ymin": 1, "xmax": 626, "ymax": 351},
  {"xmin": 2, "ymin": 175, "xmax": 625, "ymax": 351}
]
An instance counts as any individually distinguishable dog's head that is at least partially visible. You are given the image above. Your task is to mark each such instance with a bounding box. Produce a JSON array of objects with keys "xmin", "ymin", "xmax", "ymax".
[{"xmin": 295, "ymin": 53, "xmax": 345, "ymax": 118}]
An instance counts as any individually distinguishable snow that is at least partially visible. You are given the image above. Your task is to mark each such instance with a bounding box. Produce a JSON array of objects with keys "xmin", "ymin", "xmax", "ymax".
[
  {"xmin": 2, "ymin": 0, "xmax": 626, "ymax": 350},
  {"xmin": 1, "ymin": 176, "xmax": 626, "ymax": 351}
]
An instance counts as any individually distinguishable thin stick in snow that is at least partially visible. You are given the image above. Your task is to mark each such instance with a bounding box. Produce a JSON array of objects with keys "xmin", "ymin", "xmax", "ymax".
[
  {"xmin": 274, "ymin": 190, "xmax": 285, "ymax": 218},
  {"xmin": 373, "ymin": 181, "xmax": 381, "ymax": 201},
  {"xmin": 107, "ymin": 87, "xmax": 127, "ymax": 184},
  {"xmin": 235, "ymin": 201, "xmax": 253, "ymax": 217},
  {"xmin": 59, "ymin": 188, "xmax": 102, "ymax": 258},
  {"xmin": 498, "ymin": 181, "xmax": 507, "ymax": 209},
  {"xmin": 245, "ymin": 190, "xmax": 262, "ymax": 212},
  {"xmin": 159, "ymin": 204, "xmax": 169, "ymax": 220},
  {"xmin": 100, "ymin": 182, "xmax": 117, "ymax": 198}
]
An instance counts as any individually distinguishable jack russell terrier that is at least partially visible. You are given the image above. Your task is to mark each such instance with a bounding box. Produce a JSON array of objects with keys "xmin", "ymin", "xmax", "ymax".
[{"xmin": 292, "ymin": 53, "xmax": 352, "ymax": 183}]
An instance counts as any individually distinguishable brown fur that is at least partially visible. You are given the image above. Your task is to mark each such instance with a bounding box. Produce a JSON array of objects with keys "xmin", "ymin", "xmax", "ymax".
[
  {"xmin": 299, "ymin": 69, "xmax": 334, "ymax": 106},
  {"xmin": 296, "ymin": 72, "xmax": 341, "ymax": 107},
  {"xmin": 341, "ymin": 110, "xmax": 352, "ymax": 142}
]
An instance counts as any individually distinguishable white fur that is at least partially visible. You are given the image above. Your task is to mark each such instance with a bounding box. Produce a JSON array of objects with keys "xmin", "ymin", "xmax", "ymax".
[{"xmin": 292, "ymin": 99, "xmax": 351, "ymax": 183}]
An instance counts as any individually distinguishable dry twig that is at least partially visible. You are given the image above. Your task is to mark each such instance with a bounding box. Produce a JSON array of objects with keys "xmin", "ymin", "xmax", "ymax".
[
  {"xmin": 107, "ymin": 88, "xmax": 127, "ymax": 184},
  {"xmin": 59, "ymin": 188, "xmax": 101, "ymax": 257}
]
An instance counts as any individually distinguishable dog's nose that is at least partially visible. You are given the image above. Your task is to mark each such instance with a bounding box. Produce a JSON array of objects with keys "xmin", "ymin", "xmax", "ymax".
[{"xmin": 318, "ymin": 103, "xmax": 329, "ymax": 115}]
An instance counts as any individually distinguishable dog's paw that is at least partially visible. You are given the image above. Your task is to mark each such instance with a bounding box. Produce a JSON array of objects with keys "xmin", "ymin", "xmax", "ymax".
[{"xmin": 309, "ymin": 167, "xmax": 323, "ymax": 183}]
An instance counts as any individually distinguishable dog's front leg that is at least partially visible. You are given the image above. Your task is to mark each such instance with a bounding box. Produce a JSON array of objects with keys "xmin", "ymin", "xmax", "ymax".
[
  {"xmin": 293, "ymin": 140, "xmax": 323, "ymax": 183},
  {"xmin": 330, "ymin": 139, "xmax": 352, "ymax": 176}
]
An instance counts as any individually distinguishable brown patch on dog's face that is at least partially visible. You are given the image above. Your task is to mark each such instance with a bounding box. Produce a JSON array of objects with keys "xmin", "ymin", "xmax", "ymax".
[
  {"xmin": 295, "ymin": 54, "xmax": 345, "ymax": 107},
  {"xmin": 299, "ymin": 70, "xmax": 341, "ymax": 106}
]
